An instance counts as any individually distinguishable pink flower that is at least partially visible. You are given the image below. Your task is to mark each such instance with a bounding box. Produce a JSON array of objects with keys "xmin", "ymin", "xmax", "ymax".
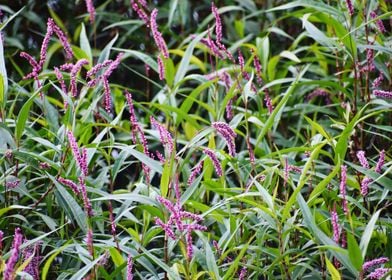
[
  {"xmin": 368, "ymin": 268, "xmax": 392, "ymax": 279},
  {"xmin": 356, "ymin": 150, "xmax": 369, "ymax": 169},
  {"xmin": 340, "ymin": 165, "xmax": 348, "ymax": 215},
  {"xmin": 203, "ymin": 148, "xmax": 223, "ymax": 176},
  {"xmin": 372, "ymin": 73, "xmax": 384, "ymax": 89},
  {"xmin": 211, "ymin": 3, "xmax": 222, "ymax": 45},
  {"xmin": 375, "ymin": 150, "xmax": 385, "ymax": 173},
  {"xmin": 331, "ymin": 204, "xmax": 340, "ymax": 244},
  {"xmin": 67, "ymin": 130, "xmax": 88, "ymax": 177},
  {"xmin": 155, "ymin": 180, "xmax": 207, "ymax": 259},
  {"xmin": 370, "ymin": 11, "xmax": 386, "ymax": 34},
  {"xmin": 85, "ymin": 0, "xmax": 96, "ymax": 24},
  {"xmin": 212, "ymin": 121, "xmax": 237, "ymax": 156},
  {"xmin": 58, "ymin": 177, "xmax": 81, "ymax": 195},
  {"xmin": 79, "ymin": 177, "xmax": 93, "ymax": 217},
  {"xmin": 251, "ymin": 49, "xmax": 263, "ymax": 86},
  {"xmin": 150, "ymin": 116, "xmax": 174, "ymax": 155},
  {"xmin": 360, "ymin": 176, "xmax": 372, "ymax": 196},
  {"xmin": 363, "ymin": 257, "xmax": 389, "ymax": 272},
  {"xmin": 188, "ymin": 160, "xmax": 204, "ymax": 185},
  {"xmin": 69, "ymin": 59, "xmax": 89, "ymax": 97},
  {"xmin": 157, "ymin": 55, "xmax": 165, "ymax": 80},
  {"xmin": 4, "ymin": 228, "xmax": 23, "ymax": 280},
  {"xmin": 86, "ymin": 228, "xmax": 94, "ymax": 257},
  {"xmin": 150, "ymin": 9, "xmax": 169, "ymax": 59},
  {"xmin": 345, "ymin": 0, "xmax": 354, "ymax": 16},
  {"xmin": 264, "ymin": 89, "xmax": 273, "ymax": 114},
  {"xmin": 373, "ymin": 89, "xmax": 392, "ymax": 99},
  {"xmin": 131, "ymin": 0, "xmax": 150, "ymax": 26}
]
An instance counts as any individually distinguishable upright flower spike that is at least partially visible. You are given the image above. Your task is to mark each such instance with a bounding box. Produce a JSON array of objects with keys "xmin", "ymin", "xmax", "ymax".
[
  {"xmin": 331, "ymin": 204, "xmax": 340, "ymax": 244},
  {"xmin": 339, "ymin": 165, "xmax": 348, "ymax": 215},
  {"xmin": 203, "ymin": 148, "xmax": 223, "ymax": 176},
  {"xmin": 150, "ymin": 9, "xmax": 169, "ymax": 59},
  {"xmin": 212, "ymin": 121, "xmax": 237, "ymax": 156},
  {"xmin": 211, "ymin": 3, "xmax": 222, "ymax": 45},
  {"xmin": 345, "ymin": 0, "xmax": 354, "ymax": 16},
  {"xmin": 67, "ymin": 130, "xmax": 88, "ymax": 177},
  {"xmin": 264, "ymin": 89, "xmax": 274, "ymax": 114},
  {"xmin": 375, "ymin": 150, "xmax": 385, "ymax": 173},
  {"xmin": 85, "ymin": 0, "xmax": 96, "ymax": 24},
  {"xmin": 360, "ymin": 177, "xmax": 372, "ymax": 196},
  {"xmin": 251, "ymin": 48, "xmax": 263, "ymax": 86},
  {"xmin": 79, "ymin": 178, "xmax": 93, "ymax": 217},
  {"xmin": 356, "ymin": 150, "xmax": 369, "ymax": 169},
  {"xmin": 86, "ymin": 228, "xmax": 94, "ymax": 257},
  {"xmin": 157, "ymin": 55, "xmax": 165, "ymax": 80},
  {"xmin": 372, "ymin": 73, "xmax": 384, "ymax": 89},
  {"xmin": 23, "ymin": 243, "xmax": 41, "ymax": 280},
  {"xmin": 4, "ymin": 227, "xmax": 23, "ymax": 280}
]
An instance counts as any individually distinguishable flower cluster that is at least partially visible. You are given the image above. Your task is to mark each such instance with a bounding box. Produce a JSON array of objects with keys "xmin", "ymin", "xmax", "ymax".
[
  {"xmin": 339, "ymin": 165, "xmax": 348, "ymax": 214},
  {"xmin": 155, "ymin": 180, "xmax": 207, "ymax": 260},
  {"xmin": 20, "ymin": 18, "xmax": 73, "ymax": 97},
  {"xmin": 345, "ymin": 0, "xmax": 354, "ymax": 16},
  {"xmin": 356, "ymin": 150, "xmax": 386, "ymax": 196}
]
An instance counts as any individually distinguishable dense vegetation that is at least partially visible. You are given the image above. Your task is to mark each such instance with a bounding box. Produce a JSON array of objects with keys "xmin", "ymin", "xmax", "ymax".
[{"xmin": 0, "ymin": 0, "xmax": 391, "ymax": 279}]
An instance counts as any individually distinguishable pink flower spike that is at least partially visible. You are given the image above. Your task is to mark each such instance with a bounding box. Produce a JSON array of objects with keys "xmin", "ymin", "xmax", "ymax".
[
  {"xmin": 345, "ymin": 0, "xmax": 354, "ymax": 16},
  {"xmin": 264, "ymin": 89, "xmax": 273, "ymax": 114},
  {"xmin": 363, "ymin": 257, "xmax": 389, "ymax": 272},
  {"xmin": 212, "ymin": 121, "xmax": 236, "ymax": 156},
  {"xmin": 4, "ymin": 228, "xmax": 23, "ymax": 280},
  {"xmin": 131, "ymin": 0, "xmax": 150, "ymax": 26},
  {"xmin": 157, "ymin": 55, "xmax": 165, "ymax": 80},
  {"xmin": 211, "ymin": 3, "xmax": 222, "ymax": 44},
  {"xmin": 372, "ymin": 73, "xmax": 384, "ymax": 89},
  {"xmin": 331, "ymin": 204, "xmax": 340, "ymax": 244},
  {"xmin": 370, "ymin": 11, "xmax": 386, "ymax": 34},
  {"xmin": 79, "ymin": 177, "xmax": 93, "ymax": 217},
  {"xmin": 375, "ymin": 150, "xmax": 385, "ymax": 173},
  {"xmin": 150, "ymin": 116, "xmax": 174, "ymax": 154},
  {"xmin": 251, "ymin": 49, "xmax": 263, "ymax": 86},
  {"xmin": 368, "ymin": 268, "xmax": 392, "ymax": 279},
  {"xmin": 186, "ymin": 231, "xmax": 193, "ymax": 260},
  {"xmin": 203, "ymin": 148, "xmax": 223, "ymax": 176},
  {"xmin": 85, "ymin": 0, "xmax": 96, "ymax": 24},
  {"xmin": 373, "ymin": 89, "xmax": 392, "ymax": 99},
  {"xmin": 187, "ymin": 160, "xmax": 204, "ymax": 186},
  {"xmin": 58, "ymin": 177, "xmax": 81, "ymax": 195},
  {"xmin": 150, "ymin": 9, "xmax": 169, "ymax": 59},
  {"xmin": 360, "ymin": 177, "xmax": 372, "ymax": 196},
  {"xmin": 356, "ymin": 150, "xmax": 369, "ymax": 169},
  {"xmin": 54, "ymin": 67, "xmax": 67, "ymax": 94},
  {"xmin": 127, "ymin": 255, "xmax": 134, "ymax": 280},
  {"xmin": 70, "ymin": 59, "xmax": 89, "ymax": 97},
  {"xmin": 339, "ymin": 165, "xmax": 348, "ymax": 215},
  {"xmin": 67, "ymin": 131, "xmax": 88, "ymax": 176},
  {"xmin": 48, "ymin": 18, "xmax": 73, "ymax": 60},
  {"xmin": 86, "ymin": 228, "xmax": 94, "ymax": 257}
]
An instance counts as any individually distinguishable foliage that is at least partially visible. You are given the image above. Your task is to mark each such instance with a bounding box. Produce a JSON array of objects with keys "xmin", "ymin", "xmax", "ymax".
[{"xmin": 0, "ymin": 0, "xmax": 391, "ymax": 279}]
